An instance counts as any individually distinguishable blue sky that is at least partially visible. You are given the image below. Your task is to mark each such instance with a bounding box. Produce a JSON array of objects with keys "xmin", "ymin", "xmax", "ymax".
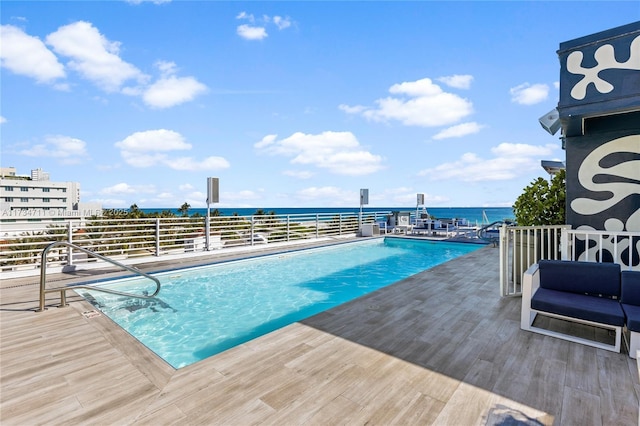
[{"xmin": 1, "ymin": 1, "xmax": 638, "ymax": 209}]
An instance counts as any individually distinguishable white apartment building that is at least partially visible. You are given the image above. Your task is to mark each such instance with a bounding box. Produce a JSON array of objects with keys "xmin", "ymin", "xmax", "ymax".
[{"xmin": 0, "ymin": 168, "xmax": 102, "ymax": 221}]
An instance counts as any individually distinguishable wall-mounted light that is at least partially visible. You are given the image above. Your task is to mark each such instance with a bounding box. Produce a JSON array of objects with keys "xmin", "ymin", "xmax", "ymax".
[{"xmin": 539, "ymin": 108, "xmax": 561, "ymax": 136}]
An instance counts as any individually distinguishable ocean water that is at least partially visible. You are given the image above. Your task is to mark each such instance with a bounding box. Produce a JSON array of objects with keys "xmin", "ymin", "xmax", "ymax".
[{"xmin": 140, "ymin": 206, "xmax": 514, "ymax": 225}]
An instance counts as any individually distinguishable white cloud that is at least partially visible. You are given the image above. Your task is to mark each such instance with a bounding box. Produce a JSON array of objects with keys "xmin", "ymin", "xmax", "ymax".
[
  {"xmin": 510, "ymin": 83, "xmax": 549, "ymax": 105},
  {"xmin": 115, "ymin": 129, "xmax": 191, "ymax": 152},
  {"xmin": 155, "ymin": 192, "xmax": 174, "ymax": 200},
  {"xmin": 273, "ymin": 16, "xmax": 292, "ymax": 30},
  {"xmin": 45, "ymin": 21, "xmax": 146, "ymax": 92},
  {"xmin": 155, "ymin": 60, "xmax": 178, "ymax": 76},
  {"xmin": 283, "ymin": 170, "xmax": 314, "ymax": 179},
  {"xmin": 93, "ymin": 198, "xmax": 127, "ymax": 207},
  {"xmin": 338, "ymin": 104, "xmax": 367, "ymax": 114},
  {"xmin": 432, "ymin": 122, "xmax": 485, "ymax": 140},
  {"xmin": 168, "ymin": 156, "xmax": 230, "ymax": 171},
  {"xmin": 237, "ymin": 24, "xmax": 268, "ymax": 41},
  {"xmin": 342, "ymin": 77, "xmax": 473, "ymax": 127},
  {"xmin": 384, "ymin": 188, "xmax": 450, "ymax": 206},
  {"xmin": 0, "ymin": 116, "xmax": 6, "ymax": 124},
  {"xmin": 121, "ymin": 152, "xmax": 167, "ymax": 168},
  {"xmin": 143, "ymin": 75, "xmax": 207, "ymax": 109},
  {"xmin": 236, "ymin": 12, "xmax": 293, "ymax": 40},
  {"xmin": 254, "ymin": 134, "xmax": 278, "ymax": 149},
  {"xmin": 96, "ymin": 163, "xmax": 121, "ymax": 172},
  {"xmin": 389, "ymin": 78, "xmax": 442, "ymax": 97},
  {"xmin": 437, "ymin": 74, "xmax": 474, "ymax": 89},
  {"xmin": 19, "ymin": 135, "xmax": 89, "ymax": 164},
  {"xmin": 223, "ymin": 190, "xmax": 263, "ymax": 203},
  {"xmin": 101, "ymin": 183, "xmax": 156, "ymax": 195},
  {"xmin": 3, "ymin": 23, "xmax": 207, "ymax": 109},
  {"xmin": 418, "ymin": 143, "xmax": 557, "ymax": 182},
  {"xmin": 115, "ymin": 129, "xmax": 230, "ymax": 171},
  {"xmin": 295, "ymin": 186, "xmax": 355, "ymax": 205},
  {"xmin": 236, "ymin": 11, "xmax": 254, "ymax": 22},
  {"xmin": 491, "ymin": 142, "xmax": 555, "ymax": 158},
  {"xmin": 0, "ymin": 25, "xmax": 65, "ymax": 84},
  {"xmin": 178, "ymin": 183, "xmax": 195, "ymax": 191},
  {"xmin": 254, "ymin": 131, "xmax": 385, "ymax": 175}
]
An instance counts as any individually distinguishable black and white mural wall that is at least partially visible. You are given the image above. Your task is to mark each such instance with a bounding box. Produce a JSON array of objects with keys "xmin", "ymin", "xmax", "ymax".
[{"xmin": 558, "ymin": 22, "xmax": 640, "ymax": 269}]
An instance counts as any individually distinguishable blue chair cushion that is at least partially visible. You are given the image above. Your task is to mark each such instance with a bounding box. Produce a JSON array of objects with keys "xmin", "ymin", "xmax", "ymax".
[
  {"xmin": 531, "ymin": 287, "xmax": 625, "ymax": 326},
  {"xmin": 538, "ymin": 260, "xmax": 621, "ymax": 298},
  {"xmin": 622, "ymin": 304, "xmax": 640, "ymax": 332},
  {"xmin": 621, "ymin": 271, "xmax": 640, "ymax": 305}
]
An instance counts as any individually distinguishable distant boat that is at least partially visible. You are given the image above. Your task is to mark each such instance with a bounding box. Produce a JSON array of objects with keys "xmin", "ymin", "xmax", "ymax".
[{"xmin": 482, "ymin": 210, "xmax": 490, "ymax": 225}]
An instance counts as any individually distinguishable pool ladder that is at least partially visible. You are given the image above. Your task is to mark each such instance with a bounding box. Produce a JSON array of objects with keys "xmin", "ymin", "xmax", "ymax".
[{"xmin": 37, "ymin": 241, "xmax": 161, "ymax": 312}]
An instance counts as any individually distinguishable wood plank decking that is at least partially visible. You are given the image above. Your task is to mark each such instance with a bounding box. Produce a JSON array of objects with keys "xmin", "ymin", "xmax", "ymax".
[{"xmin": 1, "ymin": 243, "xmax": 638, "ymax": 425}]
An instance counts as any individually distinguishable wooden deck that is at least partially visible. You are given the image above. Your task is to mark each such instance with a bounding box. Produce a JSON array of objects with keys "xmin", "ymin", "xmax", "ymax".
[{"xmin": 1, "ymin": 244, "xmax": 638, "ymax": 425}]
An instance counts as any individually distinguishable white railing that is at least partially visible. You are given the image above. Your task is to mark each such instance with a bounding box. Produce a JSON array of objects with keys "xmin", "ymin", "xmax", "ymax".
[
  {"xmin": 0, "ymin": 211, "xmax": 390, "ymax": 277},
  {"xmin": 562, "ymin": 229, "xmax": 640, "ymax": 268},
  {"xmin": 500, "ymin": 224, "xmax": 640, "ymax": 297}
]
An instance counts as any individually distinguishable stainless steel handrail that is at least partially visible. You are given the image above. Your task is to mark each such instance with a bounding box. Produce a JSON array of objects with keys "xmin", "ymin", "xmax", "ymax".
[{"xmin": 38, "ymin": 241, "xmax": 161, "ymax": 312}]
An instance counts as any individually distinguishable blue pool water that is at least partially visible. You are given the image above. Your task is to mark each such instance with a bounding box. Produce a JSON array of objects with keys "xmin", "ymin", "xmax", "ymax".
[{"xmin": 82, "ymin": 238, "xmax": 481, "ymax": 368}]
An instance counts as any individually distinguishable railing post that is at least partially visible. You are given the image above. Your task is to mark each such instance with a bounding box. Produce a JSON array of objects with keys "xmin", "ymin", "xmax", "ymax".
[
  {"xmin": 316, "ymin": 214, "xmax": 319, "ymax": 238},
  {"xmin": 560, "ymin": 228, "xmax": 569, "ymax": 260},
  {"xmin": 339, "ymin": 214, "xmax": 343, "ymax": 236},
  {"xmin": 67, "ymin": 221, "xmax": 73, "ymax": 266},
  {"xmin": 516, "ymin": 229, "xmax": 522, "ymax": 295},
  {"xmin": 287, "ymin": 216, "xmax": 290, "ymax": 242},
  {"xmin": 59, "ymin": 289, "xmax": 68, "ymax": 308},
  {"xmin": 156, "ymin": 218, "xmax": 161, "ymax": 256},
  {"xmin": 499, "ymin": 224, "xmax": 507, "ymax": 296},
  {"xmin": 38, "ymin": 247, "xmax": 48, "ymax": 312},
  {"xmin": 251, "ymin": 216, "xmax": 255, "ymax": 246},
  {"xmin": 205, "ymin": 211, "xmax": 211, "ymax": 251}
]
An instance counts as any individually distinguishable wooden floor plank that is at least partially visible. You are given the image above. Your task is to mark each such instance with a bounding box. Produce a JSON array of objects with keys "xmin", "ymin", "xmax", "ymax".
[
  {"xmin": 1, "ymin": 242, "xmax": 638, "ymax": 425},
  {"xmin": 560, "ymin": 387, "xmax": 602, "ymax": 426}
]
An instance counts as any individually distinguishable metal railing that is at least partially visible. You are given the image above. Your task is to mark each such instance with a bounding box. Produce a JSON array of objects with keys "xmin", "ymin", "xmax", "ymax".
[
  {"xmin": 1, "ymin": 211, "xmax": 390, "ymax": 276},
  {"xmin": 500, "ymin": 224, "xmax": 640, "ymax": 297},
  {"xmin": 38, "ymin": 241, "xmax": 161, "ymax": 312}
]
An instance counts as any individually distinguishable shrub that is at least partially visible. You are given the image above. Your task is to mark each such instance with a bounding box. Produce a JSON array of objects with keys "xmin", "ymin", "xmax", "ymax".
[{"xmin": 513, "ymin": 169, "xmax": 566, "ymax": 226}]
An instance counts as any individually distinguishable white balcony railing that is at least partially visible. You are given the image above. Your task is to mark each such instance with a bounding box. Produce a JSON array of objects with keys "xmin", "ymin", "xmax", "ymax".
[
  {"xmin": 0, "ymin": 211, "xmax": 390, "ymax": 278},
  {"xmin": 500, "ymin": 225, "xmax": 640, "ymax": 297}
]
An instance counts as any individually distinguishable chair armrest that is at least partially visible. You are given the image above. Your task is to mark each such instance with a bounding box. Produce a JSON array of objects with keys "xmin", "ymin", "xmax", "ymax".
[{"xmin": 521, "ymin": 263, "xmax": 540, "ymax": 329}]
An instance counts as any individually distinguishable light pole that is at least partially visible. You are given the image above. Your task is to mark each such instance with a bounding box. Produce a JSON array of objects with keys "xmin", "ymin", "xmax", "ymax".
[
  {"xmin": 359, "ymin": 188, "xmax": 369, "ymax": 228},
  {"xmin": 205, "ymin": 177, "xmax": 219, "ymax": 251},
  {"xmin": 416, "ymin": 193, "xmax": 425, "ymax": 225}
]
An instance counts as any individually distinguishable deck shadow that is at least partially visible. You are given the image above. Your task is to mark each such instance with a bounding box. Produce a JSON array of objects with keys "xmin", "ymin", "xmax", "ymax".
[{"xmin": 299, "ymin": 246, "xmax": 639, "ymax": 424}]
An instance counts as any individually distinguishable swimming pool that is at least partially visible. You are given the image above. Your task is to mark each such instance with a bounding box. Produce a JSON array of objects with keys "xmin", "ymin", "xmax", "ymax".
[{"xmin": 81, "ymin": 238, "xmax": 481, "ymax": 368}]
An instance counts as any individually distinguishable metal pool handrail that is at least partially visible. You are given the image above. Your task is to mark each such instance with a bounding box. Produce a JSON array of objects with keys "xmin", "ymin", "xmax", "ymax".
[{"xmin": 38, "ymin": 241, "xmax": 161, "ymax": 312}]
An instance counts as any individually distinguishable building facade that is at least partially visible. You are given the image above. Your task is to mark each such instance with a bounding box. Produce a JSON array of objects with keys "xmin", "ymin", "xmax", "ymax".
[
  {"xmin": 556, "ymin": 21, "xmax": 640, "ymax": 267},
  {"xmin": 0, "ymin": 168, "xmax": 102, "ymax": 220}
]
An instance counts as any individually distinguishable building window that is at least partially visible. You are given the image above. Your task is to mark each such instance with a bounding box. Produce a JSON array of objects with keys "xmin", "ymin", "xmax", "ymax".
[
  {"xmin": 4, "ymin": 197, "xmax": 13, "ymax": 202},
  {"xmin": 4, "ymin": 186, "xmax": 13, "ymax": 191},
  {"xmin": 43, "ymin": 198, "xmax": 50, "ymax": 202},
  {"xmin": 61, "ymin": 188, "xmax": 67, "ymax": 193},
  {"xmin": 43, "ymin": 188, "xmax": 50, "ymax": 192},
  {"xmin": 20, "ymin": 187, "xmax": 28, "ymax": 192},
  {"xmin": 20, "ymin": 198, "xmax": 28, "ymax": 202}
]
